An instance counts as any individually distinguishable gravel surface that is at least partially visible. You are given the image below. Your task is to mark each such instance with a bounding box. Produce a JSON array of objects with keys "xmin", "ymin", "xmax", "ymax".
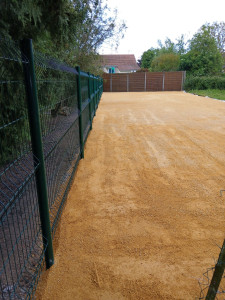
[{"xmin": 36, "ymin": 92, "xmax": 225, "ymax": 299}]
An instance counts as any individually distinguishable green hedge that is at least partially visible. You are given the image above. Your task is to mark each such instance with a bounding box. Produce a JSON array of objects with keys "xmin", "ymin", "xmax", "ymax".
[{"xmin": 184, "ymin": 76, "xmax": 225, "ymax": 90}]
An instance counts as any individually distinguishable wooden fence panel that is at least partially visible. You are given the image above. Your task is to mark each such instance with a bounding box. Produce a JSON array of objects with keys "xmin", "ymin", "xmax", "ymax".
[
  {"xmin": 164, "ymin": 72, "xmax": 183, "ymax": 91},
  {"xmin": 112, "ymin": 74, "xmax": 127, "ymax": 92},
  {"xmin": 103, "ymin": 71, "xmax": 185, "ymax": 92},
  {"xmin": 146, "ymin": 72, "xmax": 164, "ymax": 91},
  {"xmin": 129, "ymin": 72, "xmax": 145, "ymax": 92},
  {"xmin": 103, "ymin": 74, "xmax": 110, "ymax": 92}
]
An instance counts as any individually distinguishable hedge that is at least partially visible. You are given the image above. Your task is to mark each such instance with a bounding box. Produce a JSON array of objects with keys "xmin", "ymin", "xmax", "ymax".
[{"xmin": 184, "ymin": 76, "xmax": 225, "ymax": 90}]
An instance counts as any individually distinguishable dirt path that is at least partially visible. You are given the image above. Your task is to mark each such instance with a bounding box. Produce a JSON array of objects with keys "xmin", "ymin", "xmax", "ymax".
[{"xmin": 36, "ymin": 92, "xmax": 225, "ymax": 299}]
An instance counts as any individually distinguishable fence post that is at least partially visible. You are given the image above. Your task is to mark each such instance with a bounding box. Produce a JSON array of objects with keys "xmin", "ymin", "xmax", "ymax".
[
  {"xmin": 162, "ymin": 72, "xmax": 165, "ymax": 91},
  {"xmin": 144, "ymin": 72, "xmax": 147, "ymax": 91},
  {"xmin": 101, "ymin": 78, "xmax": 103, "ymax": 95},
  {"xmin": 127, "ymin": 74, "xmax": 129, "ymax": 92},
  {"xmin": 110, "ymin": 74, "xmax": 112, "ymax": 92},
  {"xmin": 182, "ymin": 71, "xmax": 186, "ymax": 91},
  {"xmin": 98, "ymin": 77, "xmax": 100, "ymax": 103},
  {"xmin": 76, "ymin": 66, "xmax": 84, "ymax": 159},
  {"xmin": 94, "ymin": 77, "xmax": 96, "ymax": 116},
  {"xmin": 20, "ymin": 39, "xmax": 54, "ymax": 269},
  {"xmin": 205, "ymin": 239, "xmax": 225, "ymax": 300},
  {"xmin": 96, "ymin": 76, "xmax": 98, "ymax": 108},
  {"xmin": 87, "ymin": 72, "xmax": 92, "ymax": 131}
]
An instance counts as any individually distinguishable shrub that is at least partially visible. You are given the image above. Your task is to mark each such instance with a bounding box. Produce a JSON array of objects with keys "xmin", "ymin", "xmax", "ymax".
[
  {"xmin": 184, "ymin": 76, "xmax": 225, "ymax": 90},
  {"xmin": 151, "ymin": 53, "xmax": 180, "ymax": 72}
]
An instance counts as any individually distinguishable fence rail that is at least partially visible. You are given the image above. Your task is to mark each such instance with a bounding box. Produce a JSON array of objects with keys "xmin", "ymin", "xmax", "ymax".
[
  {"xmin": 103, "ymin": 71, "xmax": 186, "ymax": 92},
  {"xmin": 0, "ymin": 37, "xmax": 103, "ymax": 299}
]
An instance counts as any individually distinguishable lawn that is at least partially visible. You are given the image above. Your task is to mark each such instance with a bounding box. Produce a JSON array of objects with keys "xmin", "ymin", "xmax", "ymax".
[{"xmin": 188, "ymin": 89, "xmax": 225, "ymax": 100}]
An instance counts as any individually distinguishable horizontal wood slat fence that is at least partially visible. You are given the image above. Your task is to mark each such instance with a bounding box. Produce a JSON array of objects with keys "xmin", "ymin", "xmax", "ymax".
[{"xmin": 103, "ymin": 71, "xmax": 186, "ymax": 92}]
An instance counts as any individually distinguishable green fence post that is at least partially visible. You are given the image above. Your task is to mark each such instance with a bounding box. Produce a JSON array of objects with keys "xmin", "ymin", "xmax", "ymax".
[
  {"xmin": 96, "ymin": 77, "xmax": 98, "ymax": 107},
  {"xmin": 206, "ymin": 239, "xmax": 225, "ymax": 300},
  {"xmin": 90, "ymin": 75, "xmax": 93, "ymax": 119},
  {"xmin": 95, "ymin": 77, "xmax": 97, "ymax": 111},
  {"xmin": 102, "ymin": 78, "xmax": 104, "ymax": 94},
  {"xmin": 97, "ymin": 77, "xmax": 100, "ymax": 105},
  {"xmin": 76, "ymin": 66, "xmax": 84, "ymax": 159},
  {"xmin": 20, "ymin": 39, "xmax": 54, "ymax": 269},
  {"xmin": 93, "ymin": 77, "xmax": 96, "ymax": 116},
  {"xmin": 87, "ymin": 72, "xmax": 92, "ymax": 131},
  {"xmin": 100, "ymin": 78, "xmax": 102, "ymax": 98},
  {"xmin": 102, "ymin": 78, "xmax": 103, "ymax": 95}
]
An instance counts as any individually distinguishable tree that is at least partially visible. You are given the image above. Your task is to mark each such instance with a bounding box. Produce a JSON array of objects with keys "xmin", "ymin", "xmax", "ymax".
[
  {"xmin": 175, "ymin": 35, "xmax": 187, "ymax": 55},
  {"xmin": 207, "ymin": 22, "xmax": 225, "ymax": 54},
  {"xmin": 157, "ymin": 37, "xmax": 177, "ymax": 55},
  {"xmin": 0, "ymin": 0, "xmax": 80, "ymax": 51},
  {"xmin": 180, "ymin": 26, "xmax": 223, "ymax": 75},
  {"xmin": 70, "ymin": 0, "xmax": 127, "ymax": 71},
  {"xmin": 140, "ymin": 36, "xmax": 187, "ymax": 71},
  {"xmin": 207, "ymin": 22, "xmax": 225, "ymax": 68},
  {"xmin": 151, "ymin": 53, "xmax": 180, "ymax": 72},
  {"xmin": 0, "ymin": 0, "xmax": 126, "ymax": 72},
  {"xmin": 141, "ymin": 48, "xmax": 158, "ymax": 69}
]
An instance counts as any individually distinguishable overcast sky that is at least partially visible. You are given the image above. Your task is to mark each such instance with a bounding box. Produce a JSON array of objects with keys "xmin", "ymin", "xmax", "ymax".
[{"xmin": 99, "ymin": 0, "xmax": 225, "ymax": 60}]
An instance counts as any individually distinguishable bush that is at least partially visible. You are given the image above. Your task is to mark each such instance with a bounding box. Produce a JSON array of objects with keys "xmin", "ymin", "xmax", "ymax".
[
  {"xmin": 151, "ymin": 53, "xmax": 180, "ymax": 72},
  {"xmin": 184, "ymin": 76, "xmax": 225, "ymax": 90}
]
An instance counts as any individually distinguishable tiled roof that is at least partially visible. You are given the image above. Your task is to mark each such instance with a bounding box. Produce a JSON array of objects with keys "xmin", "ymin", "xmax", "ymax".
[{"xmin": 101, "ymin": 54, "xmax": 140, "ymax": 72}]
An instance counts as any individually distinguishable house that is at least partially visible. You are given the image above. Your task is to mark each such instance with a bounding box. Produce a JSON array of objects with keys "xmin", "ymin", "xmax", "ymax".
[{"xmin": 100, "ymin": 54, "xmax": 140, "ymax": 73}]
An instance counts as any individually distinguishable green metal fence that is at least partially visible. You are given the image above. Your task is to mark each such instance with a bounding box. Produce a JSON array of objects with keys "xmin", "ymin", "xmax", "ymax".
[{"xmin": 0, "ymin": 37, "xmax": 103, "ymax": 299}]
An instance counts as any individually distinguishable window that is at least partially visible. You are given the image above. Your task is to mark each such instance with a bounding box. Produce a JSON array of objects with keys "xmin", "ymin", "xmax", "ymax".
[{"xmin": 108, "ymin": 67, "xmax": 115, "ymax": 74}]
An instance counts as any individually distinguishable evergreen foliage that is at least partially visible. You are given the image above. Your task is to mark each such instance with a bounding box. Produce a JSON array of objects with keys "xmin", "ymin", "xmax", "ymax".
[{"xmin": 0, "ymin": 0, "xmax": 126, "ymax": 72}]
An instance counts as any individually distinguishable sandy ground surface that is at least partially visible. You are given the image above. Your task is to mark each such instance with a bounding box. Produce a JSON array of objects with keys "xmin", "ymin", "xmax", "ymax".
[{"xmin": 36, "ymin": 92, "xmax": 225, "ymax": 299}]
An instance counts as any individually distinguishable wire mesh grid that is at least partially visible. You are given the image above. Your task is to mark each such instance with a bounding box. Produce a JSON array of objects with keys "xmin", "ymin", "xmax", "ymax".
[
  {"xmin": 1, "ymin": 36, "xmax": 103, "ymax": 299},
  {"xmin": 0, "ymin": 36, "xmax": 28, "ymax": 64},
  {"xmin": 0, "ymin": 38, "xmax": 46, "ymax": 299},
  {"xmin": 198, "ymin": 241, "xmax": 225, "ymax": 300},
  {"xmin": 80, "ymin": 75, "xmax": 91, "ymax": 141},
  {"xmin": 33, "ymin": 52, "xmax": 82, "ymax": 232},
  {"xmin": 198, "ymin": 268, "xmax": 225, "ymax": 299}
]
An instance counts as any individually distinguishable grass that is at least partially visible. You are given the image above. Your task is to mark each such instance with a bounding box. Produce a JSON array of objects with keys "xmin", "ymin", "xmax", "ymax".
[{"xmin": 188, "ymin": 89, "xmax": 225, "ymax": 101}]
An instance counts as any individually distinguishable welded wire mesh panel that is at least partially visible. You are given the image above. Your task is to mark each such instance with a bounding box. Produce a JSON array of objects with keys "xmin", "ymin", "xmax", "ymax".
[
  {"xmin": 91, "ymin": 77, "xmax": 96, "ymax": 119},
  {"xmin": 82, "ymin": 105, "xmax": 91, "ymax": 142},
  {"xmin": 1, "ymin": 36, "xmax": 103, "ymax": 299},
  {"xmin": 80, "ymin": 75, "xmax": 89, "ymax": 104},
  {"xmin": 89, "ymin": 76, "xmax": 95, "ymax": 119},
  {"xmin": 46, "ymin": 118, "xmax": 80, "ymax": 234},
  {"xmin": 0, "ymin": 37, "xmax": 45, "ymax": 299},
  {"xmin": 33, "ymin": 52, "xmax": 81, "ymax": 231},
  {"xmin": 34, "ymin": 53, "xmax": 79, "ymax": 153},
  {"xmin": 198, "ymin": 246, "xmax": 225, "ymax": 299},
  {"xmin": 80, "ymin": 75, "xmax": 90, "ymax": 141}
]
